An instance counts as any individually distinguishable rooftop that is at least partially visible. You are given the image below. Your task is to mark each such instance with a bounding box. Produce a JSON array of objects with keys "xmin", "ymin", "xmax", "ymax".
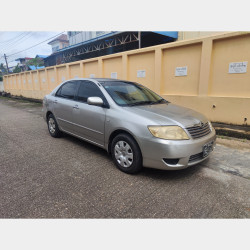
[
  {"xmin": 48, "ymin": 34, "xmax": 68, "ymax": 45},
  {"xmin": 35, "ymin": 55, "xmax": 48, "ymax": 59},
  {"xmin": 15, "ymin": 57, "xmax": 33, "ymax": 61}
]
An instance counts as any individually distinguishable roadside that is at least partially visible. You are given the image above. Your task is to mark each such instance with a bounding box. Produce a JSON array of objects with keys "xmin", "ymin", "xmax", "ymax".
[
  {"xmin": 1, "ymin": 95, "xmax": 250, "ymax": 180},
  {"xmin": 214, "ymin": 123, "xmax": 250, "ymax": 140},
  {"xmin": 0, "ymin": 96, "xmax": 249, "ymax": 218},
  {"xmin": 0, "ymin": 96, "xmax": 43, "ymax": 117}
]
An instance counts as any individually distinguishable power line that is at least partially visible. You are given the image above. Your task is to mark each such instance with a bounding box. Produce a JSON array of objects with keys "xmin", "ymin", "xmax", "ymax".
[
  {"xmin": 3, "ymin": 34, "xmax": 35, "ymax": 57},
  {"xmin": 0, "ymin": 32, "xmax": 33, "ymax": 52},
  {"xmin": 0, "ymin": 32, "xmax": 29, "ymax": 51},
  {"xmin": 0, "ymin": 32, "xmax": 26, "ymax": 44},
  {"xmin": 6, "ymin": 58, "xmax": 18, "ymax": 63},
  {"xmin": 7, "ymin": 32, "xmax": 65, "ymax": 57},
  {"xmin": 1, "ymin": 32, "xmax": 65, "ymax": 69},
  {"xmin": 4, "ymin": 54, "xmax": 9, "ymax": 73},
  {"xmin": 0, "ymin": 33, "xmax": 29, "ymax": 59}
]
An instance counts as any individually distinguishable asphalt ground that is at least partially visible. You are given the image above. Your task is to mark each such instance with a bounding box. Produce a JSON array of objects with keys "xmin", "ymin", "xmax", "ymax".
[{"xmin": 0, "ymin": 97, "xmax": 250, "ymax": 218}]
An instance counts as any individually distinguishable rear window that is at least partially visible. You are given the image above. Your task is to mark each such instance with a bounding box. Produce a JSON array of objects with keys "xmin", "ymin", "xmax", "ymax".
[{"xmin": 56, "ymin": 81, "xmax": 78, "ymax": 100}]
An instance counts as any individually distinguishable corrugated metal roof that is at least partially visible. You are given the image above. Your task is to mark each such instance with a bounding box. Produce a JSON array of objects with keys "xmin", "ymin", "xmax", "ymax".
[
  {"xmin": 49, "ymin": 31, "xmax": 177, "ymax": 56},
  {"xmin": 36, "ymin": 55, "xmax": 48, "ymax": 59},
  {"xmin": 153, "ymin": 31, "xmax": 178, "ymax": 38},
  {"xmin": 28, "ymin": 65, "xmax": 45, "ymax": 70},
  {"xmin": 52, "ymin": 31, "xmax": 121, "ymax": 54}
]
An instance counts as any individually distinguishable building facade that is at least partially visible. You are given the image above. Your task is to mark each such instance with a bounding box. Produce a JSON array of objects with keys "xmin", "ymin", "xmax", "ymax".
[
  {"xmin": 67, "ymin": 31, "xmax": 110, "ymax": 46},
  {"xmin": 45, "ymin": 31, "xmax": 178, "ymax": 67},
  {"xmin": 48, "ymin": 34, "xmax": 69, "ymax": 53},
  {"xmin": 15, "ymin": 57, "xmax": 33, "ymax": 71}
]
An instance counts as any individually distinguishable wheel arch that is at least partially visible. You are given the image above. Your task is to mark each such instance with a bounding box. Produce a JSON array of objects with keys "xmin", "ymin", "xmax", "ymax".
[
  {"xmin": 46, "ymin": 111, "xmax": 53, "ymax": 121},
  {"xmin": 108, "ymin": 129, "xmax": 142, "ymax": 155}
]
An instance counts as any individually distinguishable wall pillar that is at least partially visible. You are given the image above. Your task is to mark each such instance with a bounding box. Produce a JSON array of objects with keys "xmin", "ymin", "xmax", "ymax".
[
  {"xmin": 20, "ymin": 73, "xmax": 23, "ymax": 96},
  {"xmin": 37, "ymin": 70, "xmax": 41, "ymax": 91},
  {"xmin": 198, "ymin": 39, "xmax": 213, "ymax": 96},
  {"xmin": 66, "ymin": 64, "xmax": 70, "ymax": 79},
  {"xmin": 154, "ymin": 48, "xmax": 162, "ymax": 94},
  {"xmin": 45, "ymin": 68, "xmax": 50, "ymax": 92},
  {"xmin": 30, "ymin": 71, "xmax": 34, "ymax": 98},
  {"xmin": 122, "ymin": 54, "xmax": 128, "ymax": 80},
  {"xmin": 54, "ymin": 66, "xmax": 58, "ymax": 87},
  {"xmin": 15, "ymin": 74, "xmax": 18, "ymax": 95},
  {"xmin": 80, "ymin": 62, "xmax": 85, "ymax": 77},
  {"xmin": 3, "ymin": 76, "xmax": 6, "ymax": 91},
  {"xmin": 24, "ymin": 73, "xmax": 27, "ymax": 93},
  {"xmin": 98, "ymin": 58, "xmax": 103, "ymax": 77}
]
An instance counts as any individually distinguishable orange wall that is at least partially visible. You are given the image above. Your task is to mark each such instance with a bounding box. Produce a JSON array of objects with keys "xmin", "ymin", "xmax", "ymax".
[{"xmin": 3, "ymin": 31, "xmax": 250, "ymax": 125}]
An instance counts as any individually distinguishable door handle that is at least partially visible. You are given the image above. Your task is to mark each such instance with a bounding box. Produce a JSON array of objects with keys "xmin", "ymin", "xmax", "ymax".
[
  {"xmin": 73, "ymin": 105, "xmax": 79, "ymax": 109},
  {"xmin": 53, "ymin": 100, "xmax": 58, "ymax": 104}
]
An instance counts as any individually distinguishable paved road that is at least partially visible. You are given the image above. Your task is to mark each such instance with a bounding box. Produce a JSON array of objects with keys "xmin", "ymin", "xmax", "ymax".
[{"xmin": 0, "ymin": 97, "xmax": 250, "ymax": 218}]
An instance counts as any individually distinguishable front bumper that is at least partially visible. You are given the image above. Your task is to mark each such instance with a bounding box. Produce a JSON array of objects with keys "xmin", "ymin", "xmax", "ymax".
[{"xmin": 138, "ymin": 129, "xmax": 216, "ymax": 170}]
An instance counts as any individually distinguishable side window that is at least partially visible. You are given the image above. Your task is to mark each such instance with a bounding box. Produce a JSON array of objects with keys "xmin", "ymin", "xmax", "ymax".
[
  {"xmin": 56, "ymin": 81, "xmax": 77, "ymax": 100},
  {"xmin": 77, "ymin": 81, "xmax": 105, "ymax": 103}
]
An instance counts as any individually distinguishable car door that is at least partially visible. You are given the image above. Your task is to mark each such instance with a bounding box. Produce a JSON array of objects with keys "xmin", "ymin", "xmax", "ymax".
[
  {"xmin": 72, "ymin": 80, "xmax": 108, "ymax": 147},
  {"xmin": 53, "ymin": 80, "xmax": 79, "ymax": 133}
]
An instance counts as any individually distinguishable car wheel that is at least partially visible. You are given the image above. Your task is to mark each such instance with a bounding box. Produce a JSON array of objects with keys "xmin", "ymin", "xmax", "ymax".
[
  {"xmin": 47, "ymin": 114, "xmax": 62, "ymax": 138},
  {"xmin": 111, "ymin": 133, "xmax": 142, "ymax": 174}
]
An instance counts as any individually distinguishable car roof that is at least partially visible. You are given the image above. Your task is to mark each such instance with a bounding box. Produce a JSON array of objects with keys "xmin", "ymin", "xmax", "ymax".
[
  {"xmin": 72, "ymin": 78, "xmax": 134, "ymax": 84},
  {"xmin": 92, "ymin": 78, "xmax": 129, "ymax": 82},
  {"xmin": 64, "ymin": 78, "xmax": 135, "ymax": 85}
]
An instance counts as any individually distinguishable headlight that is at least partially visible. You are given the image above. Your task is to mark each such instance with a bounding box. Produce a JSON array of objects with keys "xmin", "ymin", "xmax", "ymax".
[{"xmin": 148, "ymin": 126, "xmax": 189, "ymax": 140}]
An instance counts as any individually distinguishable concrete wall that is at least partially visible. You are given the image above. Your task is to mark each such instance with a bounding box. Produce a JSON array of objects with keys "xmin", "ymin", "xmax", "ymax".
[
  {"xmin": 0, "ymin": 81, "xmax": 4, "ymax": 91},
  {"xmin": 177, "ymin": 31, "xmax": 227, "ymax": 41},
  {"xmin": 3, "ymin": 32, "xmax": 250, "ymax": 125}
]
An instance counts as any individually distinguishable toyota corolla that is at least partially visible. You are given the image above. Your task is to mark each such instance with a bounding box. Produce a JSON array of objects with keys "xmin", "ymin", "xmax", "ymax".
[{"xmin": 43, "ymin": 78, "xmax": 216, "ymax": 174}]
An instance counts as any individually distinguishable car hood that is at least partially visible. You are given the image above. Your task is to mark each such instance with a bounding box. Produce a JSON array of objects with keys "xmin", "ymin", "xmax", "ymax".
[{"xmin": 124, "ymin": 103, "xmax": 208, "ymax": 128}]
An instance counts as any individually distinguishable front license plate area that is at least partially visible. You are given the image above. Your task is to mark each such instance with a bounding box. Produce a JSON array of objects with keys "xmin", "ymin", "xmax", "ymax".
[{"xmin": 203, "ymin": 141, "xmax": 214, "ymax": 158}]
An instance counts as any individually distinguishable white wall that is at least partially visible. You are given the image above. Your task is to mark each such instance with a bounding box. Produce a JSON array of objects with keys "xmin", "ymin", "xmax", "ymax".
[
  {"xmin": 51, "ymin": 41, "xmax": 61, "ymax": 53},
  {"xmin": 68, "ymin": 32, "xmax": 110, "ymax": 46}
]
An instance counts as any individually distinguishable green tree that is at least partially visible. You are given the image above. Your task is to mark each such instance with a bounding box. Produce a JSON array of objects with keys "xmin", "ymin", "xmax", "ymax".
[
  {"xmin": 0, "ymin": 63, "xmax": 7, "ymax": 74},
  {"xmin": 26, "ymin": 58, "xmax": 44, "ymax": 69},
  {"xmin": 13, "ymin": 64, "xmax": 22, "ymax": 73}
]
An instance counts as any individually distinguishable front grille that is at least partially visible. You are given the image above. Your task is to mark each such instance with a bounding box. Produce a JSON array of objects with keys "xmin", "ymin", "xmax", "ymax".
[
  {"xmin": 189, "ymin": 152, "xmax": 203, "ymax": 163},
  {"xmin": 186, "ymin": 122, "xmax": 211, "ymax": 139}
]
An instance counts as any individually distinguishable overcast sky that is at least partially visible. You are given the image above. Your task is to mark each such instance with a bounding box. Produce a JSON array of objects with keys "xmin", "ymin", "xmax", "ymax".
[{"xmin": 0, "ymin": 31, "xmax": 64, "ymax": 67}]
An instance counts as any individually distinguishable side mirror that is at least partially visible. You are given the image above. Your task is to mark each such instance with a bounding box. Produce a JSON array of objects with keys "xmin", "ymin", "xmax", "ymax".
[{"xmin": 87, "ymin": 97, "xmax": 104, "ymax": 106}]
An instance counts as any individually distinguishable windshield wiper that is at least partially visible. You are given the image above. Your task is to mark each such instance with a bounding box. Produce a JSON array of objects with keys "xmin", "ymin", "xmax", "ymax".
[
  {"xmin": 126, "ymin": 99, "xmax": 169, "ymax": 107},
  {"xmin": 151, "ymin": 99, "xmax": 168, "ymax": 104},
  {"xmin": 127, "ymin": 101, "xmax": 154, "ymax": 106}
]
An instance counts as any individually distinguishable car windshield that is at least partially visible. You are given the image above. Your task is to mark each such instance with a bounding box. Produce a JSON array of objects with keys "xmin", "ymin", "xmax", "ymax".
[{"xmin": 100, "ymin": 81, "xmax": 168, "ymax": 106}]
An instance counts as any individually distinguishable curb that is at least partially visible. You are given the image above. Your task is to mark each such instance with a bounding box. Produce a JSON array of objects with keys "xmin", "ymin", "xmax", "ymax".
[{"xmin": 213, "ymin": 123, "xmax": 250, "ymax": 140}]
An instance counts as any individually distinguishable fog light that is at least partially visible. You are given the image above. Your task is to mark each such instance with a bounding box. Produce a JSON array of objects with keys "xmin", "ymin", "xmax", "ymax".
[{"xmin": 163, "ymin": 158, "xmax": 179, "ymax": 165}]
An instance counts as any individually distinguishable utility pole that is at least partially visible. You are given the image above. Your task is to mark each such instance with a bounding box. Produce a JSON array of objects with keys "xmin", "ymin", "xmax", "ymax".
[
  {"xmin": 4, "ymin": 54, "xmax": 9, "ymax": 74},
  {"xmin": 138, "ymin": 31, "xmax": 141, "ymax": 49}
]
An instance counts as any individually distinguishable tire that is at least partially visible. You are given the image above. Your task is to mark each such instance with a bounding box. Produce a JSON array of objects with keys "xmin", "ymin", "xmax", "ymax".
[
  {"xmin": 47, "ymin": 114, "xmax": 62, "ymax": 138},
  {"xmin": 111, "ymin": 133, "xmax": 142, "ymax": 174}
]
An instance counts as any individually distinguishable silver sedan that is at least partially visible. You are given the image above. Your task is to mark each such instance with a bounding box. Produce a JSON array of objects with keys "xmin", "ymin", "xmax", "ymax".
[{"xmin": 43, "ymin": 78, "xmax": 216, "ymax": 174}]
